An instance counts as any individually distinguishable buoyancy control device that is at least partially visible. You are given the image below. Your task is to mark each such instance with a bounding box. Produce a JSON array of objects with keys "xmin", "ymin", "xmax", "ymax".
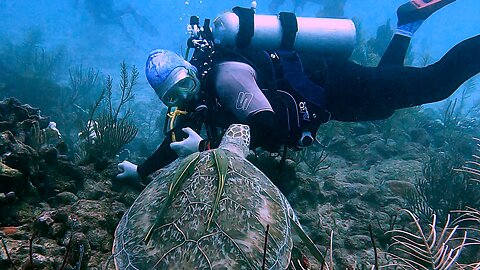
[{"xmin": 182, "ymin": 3, "xmax": 357, "ymax": 148}]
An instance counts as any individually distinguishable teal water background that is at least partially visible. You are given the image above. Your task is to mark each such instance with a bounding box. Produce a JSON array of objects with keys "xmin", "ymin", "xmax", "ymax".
[{"xmin": 0, "ymin": 0, "xmax": 479, "ymax": 103}]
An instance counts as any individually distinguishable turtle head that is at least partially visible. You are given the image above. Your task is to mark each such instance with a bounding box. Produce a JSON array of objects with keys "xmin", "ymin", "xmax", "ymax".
[{"xmin": 218, "ymin": 124, "xmax": 250, "ymax": 158}]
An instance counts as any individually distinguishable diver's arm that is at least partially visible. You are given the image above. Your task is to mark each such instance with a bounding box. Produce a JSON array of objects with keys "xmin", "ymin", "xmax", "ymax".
[
  {"xmin": 137, "ymin": 134, "xmax": 178, "ymax": 182},
  {"xmin": 196, "ymin": 111, "xmax": 280, "ymax": 152},
  {"xmin": 137, "ymin": 111, "xmax": 202, "ymax": 183},
  {"xmin": 246, "ymin": 110, "xmax": 281, "ymax": 152}
]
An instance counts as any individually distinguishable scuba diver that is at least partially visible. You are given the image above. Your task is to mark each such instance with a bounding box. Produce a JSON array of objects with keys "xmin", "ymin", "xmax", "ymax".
[
  {"xmin": 117, "ymin": 0, "xmax": 479, "ymax": 184},
  {"xmin": 74, "ymin": 0, "xmax": 159, "ymax": 41}
]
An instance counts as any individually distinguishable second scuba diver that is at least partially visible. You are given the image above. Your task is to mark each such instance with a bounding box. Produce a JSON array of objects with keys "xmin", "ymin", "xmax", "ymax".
[{"xmin": 117, "ymin": 0, "xmax": 480, "ymax": 184}]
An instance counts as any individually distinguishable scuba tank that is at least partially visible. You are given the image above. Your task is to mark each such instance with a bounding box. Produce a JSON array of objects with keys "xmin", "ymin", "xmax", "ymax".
[{"xmin": 212, "ymin": 9, "xmax": 356, "ymax": 59}]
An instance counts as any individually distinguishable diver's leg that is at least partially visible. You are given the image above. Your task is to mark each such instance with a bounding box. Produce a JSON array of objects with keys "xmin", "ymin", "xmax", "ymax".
[
  {"xmin": 411, "ymin": 34, "xmax": 480, "ymax": 105},
  {"xmin": 379, "ymin": 0, "xmax": 457, "ymax": 67},
  {"xmin": 378, "ymin": 34, "xmax": 412, "ymax": 67},
  {"xmin": 327, "ymin": 34, "xmax": 480, "ymax": 122}
]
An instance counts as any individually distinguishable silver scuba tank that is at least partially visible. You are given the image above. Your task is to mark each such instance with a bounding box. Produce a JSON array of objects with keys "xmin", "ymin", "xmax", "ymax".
[{"xmin": 212, "ymin": 11, "xmax": 356, "ymax": 58}]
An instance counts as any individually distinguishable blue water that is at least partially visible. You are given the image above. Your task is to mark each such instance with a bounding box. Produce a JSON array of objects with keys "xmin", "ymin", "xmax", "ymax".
[{"xmin": 1, "ymin": 0, "xmax": 479, "ymax": 103}]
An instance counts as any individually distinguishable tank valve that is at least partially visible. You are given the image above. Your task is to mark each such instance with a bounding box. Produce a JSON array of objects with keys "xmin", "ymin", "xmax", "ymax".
[{"xmin": 251, "ymin": 1, "xmax": 257, "ymax": 11}]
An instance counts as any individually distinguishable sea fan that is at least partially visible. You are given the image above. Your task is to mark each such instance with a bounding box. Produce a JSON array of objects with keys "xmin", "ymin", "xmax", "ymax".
[
  {"xmin": 382, "ymin": 209, "xmax": 468, "ymax": 270},
  {"xmin": 455, "ymin": 137, "xmax": 480, "ymax": 183},
  {"xmin": 451, "ymin": 207, "xmax": 480, "ymax": 270}
]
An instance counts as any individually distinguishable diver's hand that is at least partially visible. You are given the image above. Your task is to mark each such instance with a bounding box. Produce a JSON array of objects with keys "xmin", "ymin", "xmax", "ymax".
[
  {"xmin": 170, "ymin": 128, "xmax": 202, "ymax": 158},
  {"xmin": 116, "ymin": 161, "xmax": 141, "ymax": 183}
]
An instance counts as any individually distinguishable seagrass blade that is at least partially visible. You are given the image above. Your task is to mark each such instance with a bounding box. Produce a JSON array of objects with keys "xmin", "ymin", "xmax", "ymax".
[{"xmin": 207, "ymin": 149, "xmax": 228, "ymax": 230}]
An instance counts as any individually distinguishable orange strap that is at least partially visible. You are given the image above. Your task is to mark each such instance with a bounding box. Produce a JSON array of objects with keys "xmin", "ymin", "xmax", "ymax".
[{"xmin": 167, "ymin": 108, "xmax": 187, "ymax": 142}]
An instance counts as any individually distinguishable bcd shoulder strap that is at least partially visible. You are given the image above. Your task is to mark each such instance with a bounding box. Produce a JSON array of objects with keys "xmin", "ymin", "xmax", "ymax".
[
  {"xmin": 232, "ymin": 6, "xmax": 255, "ymax": 49},
  {"xmin": 278, "ymin": 12, "xmax": 298, "ymax": 51},
  {"xmin": 275, "ymin": 50, "xmax": 328, "ymax": 109}
]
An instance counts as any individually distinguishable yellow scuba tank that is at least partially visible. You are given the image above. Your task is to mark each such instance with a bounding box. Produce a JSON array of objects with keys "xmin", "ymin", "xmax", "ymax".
[{"xmin": 212, "ymin": 8, "xmax": 356, "ymax": 59}]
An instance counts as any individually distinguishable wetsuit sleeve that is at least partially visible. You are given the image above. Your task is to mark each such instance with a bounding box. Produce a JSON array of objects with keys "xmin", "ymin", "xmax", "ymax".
[
  {"xmin": 246, "ymin": 110, "xmax": 281, "ymax": 152},
  {"xmin": 195, "ymin": 110, "xmax": 280, "ymax": 152},
  {"xmin": 136, "ymin": 134, "xmax": 178, "ymax": 180},
  {"xmin": 137, "ymin": 111, "xmax": 202, "ymax": 183}
]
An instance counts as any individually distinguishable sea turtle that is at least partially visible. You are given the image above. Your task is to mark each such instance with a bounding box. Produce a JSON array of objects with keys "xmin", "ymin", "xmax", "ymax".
[{"xmin": 112, "ymin": 124, "xmax": 299, "ymax": 269}]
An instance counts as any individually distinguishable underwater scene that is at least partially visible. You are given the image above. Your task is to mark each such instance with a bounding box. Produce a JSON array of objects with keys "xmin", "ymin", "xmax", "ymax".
[{"xmin": 1, "ymin": 0, "xmax": 480, "ymax": 269}]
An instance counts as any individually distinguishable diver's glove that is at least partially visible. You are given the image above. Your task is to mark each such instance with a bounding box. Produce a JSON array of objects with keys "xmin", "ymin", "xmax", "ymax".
[
  {"xmin": 170, "ymin": 127, "xmax": 202, "ymax": 158},
  {"xmin": 116, "ymin": 160, "xmax": 141, "ymax": 183}
]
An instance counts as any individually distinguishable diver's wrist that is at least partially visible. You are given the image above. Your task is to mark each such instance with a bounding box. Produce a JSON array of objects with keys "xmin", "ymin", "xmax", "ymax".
[{"xmin": 199, "ymin": 140, "xmax": 211, "ymax": 151}]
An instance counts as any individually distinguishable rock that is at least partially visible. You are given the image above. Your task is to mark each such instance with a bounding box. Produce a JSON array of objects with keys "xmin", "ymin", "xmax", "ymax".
[
  {"xmin": 0, "ymin": 224, "xmax": 30, "ymax": 240},
  {"xmin": 17, "ymin": 243, "xmax": 48, "ymax": 256},
  {"xmin": 36, "ymin": 160, "xmax": 83, "ymax": 198},
  {"xmin": 286, "ymin": 176, "xmax": 324, "ymax": 206},
  {"xmin": 49, "ymin": 223, "xmax": 67, "ymax": 239},
  {"xmin": 409, "ymin": 128, "xmax": 431, "ymax": 147},
  {"xmin": 352, "ymin": 123, "xmax": 374, "ymax": 136},
  {"xmin": 342, "ymin": 200, "xmax": 361, "ymax": 215},
  {"xmin": 71, "ymin": 200, "xmax": 118, "ymax": 234},
  {"xmin": 337, "ymin": 183, "xmax": 368, "ymax": 200},
  {"xmin": 0, "ymin": 238, "xmax": 25, "ymax": 268},
  {"xmin": 361, "ymin": 187, "xmax": 384, "ymax": 205},
  {"xmin": 344, "ymin": 235, "xmax": 372, "ymax": 250},
  {"xmin": 34, "ymin": 211, "xmax": 55, "ymax": 236},
  {"xmin": 345, "ymin": 170, "xmax": 370, "ymax": 184},
  {"xmin": 0, "ymin": 98, "xmax": 50, "ymax": 135},
  {"xmin": 31, "ymin": 210, "xmax": 68, "ymax": 241},
  {"xmin": 79, "ymin": 176, "xmax": 111, "ymax": 200},
  {"xmin": 68, "ymin": 232, "xmax": 91, "ymax": 270},
  {"xmin": 51, "ymin": 209, "xmax": 69, "ymax": 224},
  {"xmin": 0, "ymin": 131, "xmax": 39, "ymax": 184},
  {"xmin": 88, "ymin": 251, "xmax": 113, "ymax": 270},
  {"xmin": 0, "ymin": 161, "xmax": 24, "ymax": 193},
  {"xmin": 324, "ymin": 191, "xmax": 339, "ymax": 203},
  {"xmin": 110, "ymin": 201, "xmax": 127, "ymax": 221},
  {"xmin": 368, "ymin": 140, "xmax": 397, "ymax": 159},
  {"xmin": 323, "ymin": 177, "xmax": 337, "ymax": 190},
  {"xmin": 86, "ymin": 227, "xmax": 113, "ymax": 252},
  {"xmin": 372, "ymin": 159, "xmax": 423, "ymax": 184},
  {"xmin": 328, "ymin": 135, "xmax": 363, "ymax": 161},
  {"xmin": 354, "ymin": 134, "xmax": 380, "ymax": 145},
  {"xmin": 20, "ymin": 253, "xmax": 55, "ymax": 270},
  {"xmin": 15, "ymin": 201, "xmax": 48, "ymax": 225},
  {"xmin": 39, "ymin": 146, "xmax": 59, "ymax": 165},
  {"xmin": 386, "ymin": 180, "xmax": 415, "ymax": 197},
  {"xmin": 51, "ymin": 191, "xmax": 78, "ymax": 206}
]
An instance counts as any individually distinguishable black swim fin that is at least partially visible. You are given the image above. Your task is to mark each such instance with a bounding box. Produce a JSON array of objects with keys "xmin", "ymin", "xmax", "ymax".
[{"xmin": 397, "ymin": 0, "xmax": 457, "ymax": 25}]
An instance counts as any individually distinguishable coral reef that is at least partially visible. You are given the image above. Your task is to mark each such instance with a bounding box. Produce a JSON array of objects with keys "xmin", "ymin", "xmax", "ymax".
[
  {"xmin": 78, "ymin": 62, "xmax": 138, "ymax": 166},
  {"xmin": 0, "ymin": 17, "xmax": 479, "ymax": 270},
  {"xmin": 2, "ymin": 88, "xmax": 480, "ymax": 269},
  {"xmin": 0, "ymin": 98, "xmax": 138, "ymax": 270}
]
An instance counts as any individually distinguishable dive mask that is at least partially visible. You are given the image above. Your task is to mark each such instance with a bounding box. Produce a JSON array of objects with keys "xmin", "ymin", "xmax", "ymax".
[{"xmin": 156, "ymin": 67, "xmax": 200, "ymax": 107}]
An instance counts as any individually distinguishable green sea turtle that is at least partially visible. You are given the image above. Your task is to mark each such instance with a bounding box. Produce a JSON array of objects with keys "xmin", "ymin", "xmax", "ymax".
[{"xmin": 112, "ymin": 124, "xmax": 299, "ymax": 269}]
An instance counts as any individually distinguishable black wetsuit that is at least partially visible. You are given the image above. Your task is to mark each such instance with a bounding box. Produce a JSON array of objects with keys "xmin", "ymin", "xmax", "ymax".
[{"xmin": 137, "ymin": 33, "xmax": 480, "ymax": 181}]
